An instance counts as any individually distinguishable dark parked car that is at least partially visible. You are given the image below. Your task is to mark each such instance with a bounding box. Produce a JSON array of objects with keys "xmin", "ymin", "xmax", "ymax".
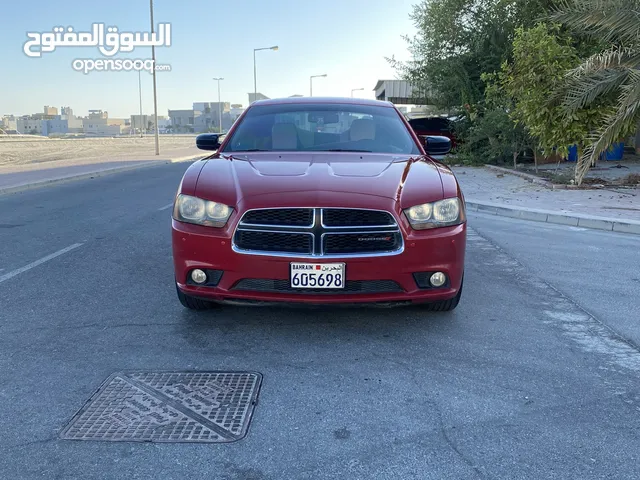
[{"xmin": 408, "ymin": 116, "xmax": 457, "ymax": 151}]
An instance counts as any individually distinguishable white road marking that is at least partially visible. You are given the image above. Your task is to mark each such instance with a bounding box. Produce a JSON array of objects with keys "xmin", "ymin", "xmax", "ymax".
[
  {"xmin": 0, "ymin": 243, "xmax": 83, "ymax": 284},
  {"xmin": 158, "ymin": 203, "xmax": 174, "ymax": 211}
]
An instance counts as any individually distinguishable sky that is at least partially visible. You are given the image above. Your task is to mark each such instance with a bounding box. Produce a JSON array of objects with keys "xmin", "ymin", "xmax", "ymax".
[{"xmin": 0, "ymin": 0, "xmax": 417, "ymax": 119}]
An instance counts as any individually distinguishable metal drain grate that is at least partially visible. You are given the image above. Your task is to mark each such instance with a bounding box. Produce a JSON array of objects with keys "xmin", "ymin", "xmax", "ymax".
[{"xmin": 59, "ymin": 371, "xmax": 262, "ymax": 443}]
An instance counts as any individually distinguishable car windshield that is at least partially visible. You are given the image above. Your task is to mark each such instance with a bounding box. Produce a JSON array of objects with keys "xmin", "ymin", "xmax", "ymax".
[{"xmin": 221, "ymin": 103, "xmax": 421, "ymax": 155}]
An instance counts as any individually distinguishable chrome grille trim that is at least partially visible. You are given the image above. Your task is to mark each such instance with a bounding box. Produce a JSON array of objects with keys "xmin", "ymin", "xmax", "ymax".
[{"xmin": 232, "ymin": 207, "xmax": 404, "ymax": 258}]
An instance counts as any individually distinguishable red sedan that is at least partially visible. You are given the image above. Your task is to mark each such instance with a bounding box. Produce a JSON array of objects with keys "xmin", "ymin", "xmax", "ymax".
[{"xmin": 171, "ymin": 97, "xmax": 466, "ymax": 311}]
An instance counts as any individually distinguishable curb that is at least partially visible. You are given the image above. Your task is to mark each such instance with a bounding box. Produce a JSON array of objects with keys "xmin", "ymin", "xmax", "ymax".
[
  {"xmin": 0, "ymin": 155, "xmax": 204, "ymax": 196},
  {"xmin": 483, "ymin": 164, "xmax": 578, "ymax": 190},
  {"xmin": 466, "ymin": 200, "xmax": 640, "ymax": 235}
]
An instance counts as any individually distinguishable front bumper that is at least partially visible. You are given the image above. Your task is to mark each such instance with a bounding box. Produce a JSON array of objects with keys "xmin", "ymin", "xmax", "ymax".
[{"xmin": 172, "ymin": 218, "xmax": 466, "ymax": 305}]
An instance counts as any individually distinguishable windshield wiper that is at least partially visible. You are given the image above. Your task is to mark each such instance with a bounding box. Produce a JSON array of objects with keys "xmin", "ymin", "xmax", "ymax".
[{"xmin": 323, "ymin": 149, "xmax": 373, "ymax": 152}]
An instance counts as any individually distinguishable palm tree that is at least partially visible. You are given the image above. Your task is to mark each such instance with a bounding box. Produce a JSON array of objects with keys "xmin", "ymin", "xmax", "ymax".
[{"xmin": 549, "ymin": 0, "xmax": 640, "ymax": 184}]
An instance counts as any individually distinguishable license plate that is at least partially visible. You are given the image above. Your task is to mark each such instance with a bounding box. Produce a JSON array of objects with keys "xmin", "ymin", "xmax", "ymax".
[{"xmin": 290, "ymin": 262, "xmax": 345, "ymax": 289}]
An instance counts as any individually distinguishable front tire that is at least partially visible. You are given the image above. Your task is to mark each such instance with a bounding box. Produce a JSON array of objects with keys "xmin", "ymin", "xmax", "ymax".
[
  {"xmin": 423, "ymin": 275, "xmax": 463, "ymax": 312},
  {"xmin": 176, "ymin": 283, "xmax": 216, "ymax": 311}
]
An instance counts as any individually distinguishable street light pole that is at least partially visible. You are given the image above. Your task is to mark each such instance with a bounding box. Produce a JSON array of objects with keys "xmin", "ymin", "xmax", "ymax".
[
  {"xmin": 351, "ymin": 87, "xmax": 364, "ymax": 97},
  {"xmin": 150, "ymin": 0, "xmax": 159, "ymax": 154},
  {"xmin": 310, "ymin": 74, "xmax": 327, "ymax": 97},
  {"xmin": 138, "ymin": 70, "xmax": 143, "ymax": 137},
  {"xmin": 253, "ymin": 49, "xmax": 257, "ymax": 103},
  {"xmin": 213, "ymin": 77, "xmax": 224, "ymax": 133},
  {"xmin": 253, "ymin": 45, "xmax": 278, "ymax": 102}
]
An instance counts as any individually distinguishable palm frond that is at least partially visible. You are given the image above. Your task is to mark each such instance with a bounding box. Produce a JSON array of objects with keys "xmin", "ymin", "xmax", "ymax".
[
  {"xmin": 549, "ymin": 0, "xmax": 640, "ymax": 45},
  {"xmin": 575, "ymin": 70, "xmax": 640, "ymax": 183},
  {"xmin": 617, "ymin": 68, "xmax": 640, "ymax": 108},
  {"xmin": 561, "ymin": 68, "xmax": 630, "ymax": 112},
  {"xmin": 568, "ymin": 46, "xmax": 640, "ymax": 76}
]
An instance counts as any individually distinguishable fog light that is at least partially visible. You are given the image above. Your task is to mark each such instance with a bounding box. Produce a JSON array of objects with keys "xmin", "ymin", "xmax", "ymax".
[
  {"xmin": 191, "ymin": 269, "xmax": 207, "ymax": 284},
  {"xmin": 430, "ymin": 272, "xmax": 446, "ymax": 287}
]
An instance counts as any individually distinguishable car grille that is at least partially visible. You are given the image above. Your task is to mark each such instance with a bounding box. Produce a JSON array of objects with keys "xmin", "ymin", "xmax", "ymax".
[
  {"xmin": 233, "ymin": 208, "xmax": 403, "ymax": 257},
  {"xmin": 321, "ymin": 209, "xmax": 395, "ymax": 227},
  {"xmin": 231, "ymin": 279, "xmax": 403, "ymax": 294},
  {"xmin": 241, "ymin": 208, "xmax": 313, "ymax": 227},
  {"xmin": 234, "ymin": 231, "xmax": 312, "ymax": 254},
  {"xmin": 323, "ymin": 232, "xmax": 402, "ymax": 254}
]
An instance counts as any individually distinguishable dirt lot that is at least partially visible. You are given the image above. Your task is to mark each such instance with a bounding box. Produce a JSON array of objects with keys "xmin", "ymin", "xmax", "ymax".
[{"xmin": 0, "ymin": 135, "xmax": 196, "ymax": 167}]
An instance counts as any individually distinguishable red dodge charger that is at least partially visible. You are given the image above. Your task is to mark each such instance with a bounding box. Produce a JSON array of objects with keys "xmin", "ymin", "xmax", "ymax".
[{"xmin": 171, "ymin": 97, "xmax": 466, "ymax": 310}]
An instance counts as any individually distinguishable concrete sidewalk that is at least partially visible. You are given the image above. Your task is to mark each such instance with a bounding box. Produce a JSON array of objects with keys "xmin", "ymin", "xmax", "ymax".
[
  {"xmin": 453, "ymin": 167, "xmax": 640, "ymax": 234},
  {"xmin": 0, "ymin": 147, "xmax": 205, "ymax": 195}
]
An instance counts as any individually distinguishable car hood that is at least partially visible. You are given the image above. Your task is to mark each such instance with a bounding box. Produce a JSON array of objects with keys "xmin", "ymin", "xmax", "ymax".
[{"xmin": 194, "ymin": 152, "xmax": 445, "ymax": 209}]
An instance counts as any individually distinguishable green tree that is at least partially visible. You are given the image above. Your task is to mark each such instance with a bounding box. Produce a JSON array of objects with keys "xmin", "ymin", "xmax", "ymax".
[
  {"xmin": 548, "ymin": 0, "xmax": 640, "ymax": 184},
  {"xmin": 501, "ymin": 24, "xmax": 606, "ymax": 183},
  {"xmin": 388, "ymin": 0, "xmax": 557, "ymax": 111},
  {"xmin": 455, "ymin": 72, "xmax": 536, "ymax": 167}
]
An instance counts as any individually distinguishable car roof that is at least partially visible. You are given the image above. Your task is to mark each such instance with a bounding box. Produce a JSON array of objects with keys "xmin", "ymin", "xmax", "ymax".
[{"xmin": 250, "ymin": 96, "xmax": 394, "ymax": 107}]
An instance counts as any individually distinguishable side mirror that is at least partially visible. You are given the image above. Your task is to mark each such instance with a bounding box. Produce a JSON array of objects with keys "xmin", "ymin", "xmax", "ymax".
[
  {"xmin": 196, "ymin": 133, "xmax": 225, "ymax": 151},
  {"xmin": 424, "ymin": 135, "xmax": 452, "ymax": 156}
]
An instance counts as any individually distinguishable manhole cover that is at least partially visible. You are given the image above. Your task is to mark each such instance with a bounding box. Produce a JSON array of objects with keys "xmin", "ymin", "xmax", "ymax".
[{"xmin": 60, "ymin": 371, "xmax": 262, "ymax": 443}]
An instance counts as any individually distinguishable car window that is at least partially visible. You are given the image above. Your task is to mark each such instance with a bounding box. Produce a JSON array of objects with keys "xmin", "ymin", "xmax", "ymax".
[{"xmin": 222, "ymin": 103, "xmax": 421, "ymax": 155}]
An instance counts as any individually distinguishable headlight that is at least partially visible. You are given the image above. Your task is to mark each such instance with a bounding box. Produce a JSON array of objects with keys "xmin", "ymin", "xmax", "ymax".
[
  {"xmin": 404, "ymin": 198, "xmax": 465, "ymax": 230},
  {"xmin": 173, "ymin": 194, "xmax": 233, "ymax": 227}
]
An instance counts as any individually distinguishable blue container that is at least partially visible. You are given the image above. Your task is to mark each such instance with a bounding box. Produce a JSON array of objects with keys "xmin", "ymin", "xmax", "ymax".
[
  {"xmin": 599, "ymin": 142, "xmax": 624, "ymax": 161},
  {"xmin": 567, "ymin": 142, "xmax": 624, "ymax": 162}
]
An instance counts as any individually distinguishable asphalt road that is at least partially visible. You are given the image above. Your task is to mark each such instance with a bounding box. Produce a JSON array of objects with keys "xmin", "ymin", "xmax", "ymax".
[{"xmin": 1, "ymin": 163, "xmax": 639, "ymax": 480}]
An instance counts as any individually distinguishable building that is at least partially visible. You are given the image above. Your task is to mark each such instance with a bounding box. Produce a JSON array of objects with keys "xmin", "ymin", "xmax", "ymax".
[
  {"xmin": 17, "ymin": 117, "xmax": 43, "ymax": 135},
  {"xmin": 83, "ymin": 122, "xmax": 123, "ymax": 136},
  {"xmin": 130, "ymin": 115, "xmax": 170, "ymax": 133},
  {"xmin": 41, "ymin": 118, "xmax": 69, "ymax": 136},
  {"xmin": 248, "ymin": 93, "xmax": 269, "ymax": 104},
  {"xmin": 156, "ymin": 116, "xmax": 171, "ymax": 133},
  {"xmin": 66, "ymin": 116, "xmax": 84, "ymax": 133},
  {"xmin": 44, "ymin": 105, "xmax": 59, "ymax": 116},
  {"xmin": 193, "ymin": 102, "xmax": 230, "ymax": 113},
  {"xmin": 1, "ymin": 115, "xmax": 18, "ymax": 133},
  {"xmin": 60, "ymin": 107, "xmax": 83, "ymax": 133},
  {"xmin": 193, "ymin": 102, "xmax": 231, "ymax": 133},
  {"xmin": 82, "ymin": 111, "xmax": 126, "ymax": 136},
  {"xmin": 168, "ymin": 109, "xmax": 195, "ymax": 133},
  {"xmin": 88, "ymin": 109, "xmax": 108, "ymax": 119},
  {"xmin": 373, "ymin": 80, "xmax": 432, "ymax": 105},
  {"xmin": 130, "ymin": 114, "xmax": 152, "ymax": 133}
]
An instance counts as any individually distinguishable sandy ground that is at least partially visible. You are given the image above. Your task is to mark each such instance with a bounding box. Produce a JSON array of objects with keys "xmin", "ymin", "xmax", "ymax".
[{"xmin": 0, "ymin": 135, "xmax": 196, "ymax": 166}]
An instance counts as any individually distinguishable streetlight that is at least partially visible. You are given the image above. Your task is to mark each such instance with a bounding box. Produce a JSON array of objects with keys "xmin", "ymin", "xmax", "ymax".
[
  {"xmin": 310, "ymin": 74, "xmax": 327, "ymax": 97},
  {"xmin": 150, "ymin": 0, "xmax": 159, "ymax": 154},
  {"xmin": 138, "ymin": 70, "xmax": 143, "ymax": 137},
  {"xmin": 351, "ymin": 87, "xmax": 364, "ymax": 97},
  {"xmin": 253, "ymin": 46, "xmax": 278, "ymax": 102},
  {"xmin": 213, "ymin": 77, "xmax": 224, "ymax": 133}
]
